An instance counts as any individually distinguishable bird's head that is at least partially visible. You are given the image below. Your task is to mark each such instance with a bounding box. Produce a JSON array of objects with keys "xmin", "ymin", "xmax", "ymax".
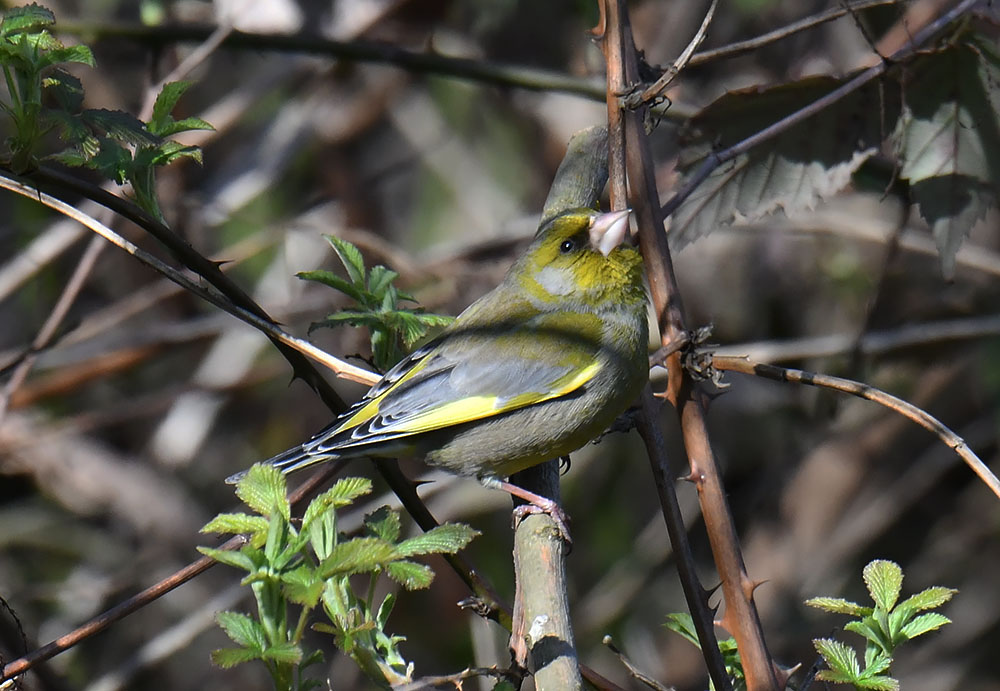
[{"xmin": 512, "ymin": 208, "xmax": 646, "ymax": 310}]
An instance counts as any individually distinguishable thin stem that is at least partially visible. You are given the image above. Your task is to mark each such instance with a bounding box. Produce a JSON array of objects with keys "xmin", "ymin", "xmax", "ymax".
[{"xmin": 712, "ymin": 355, "xmax": 1000, "ymax": 501}]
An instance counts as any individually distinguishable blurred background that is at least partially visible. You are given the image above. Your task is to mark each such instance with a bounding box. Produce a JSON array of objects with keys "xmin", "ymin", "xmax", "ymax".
[{"xmin": 1, "ymin": 0, "xmax": 998, "ymax": 689}]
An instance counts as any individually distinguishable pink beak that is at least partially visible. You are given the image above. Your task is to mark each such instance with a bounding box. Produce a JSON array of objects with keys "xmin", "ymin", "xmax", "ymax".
[{"xmin": 589, "ymin": 209, "xmax": 632, "ymax": 257}]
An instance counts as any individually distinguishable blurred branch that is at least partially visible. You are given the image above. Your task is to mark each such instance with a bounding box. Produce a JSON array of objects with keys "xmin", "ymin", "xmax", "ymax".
[
  {"xmin": 660, "ymin": 0, "xmax": 985, "ymax": 222},
  {"xmin": 0, "ymin": 170, "xmax": 379, "ymax": 387},
  {"xmin": 598, "ymin": 1, "xmax": 745, "ymax": 690},
  {"xmin": 688, "ymin": 0, "xmax": 905, "ymax": 66},
  {"xmin": 56, "ymin": 20, "xmax": 694, "ymax": 120},
  {"xmin": 711, "ymin": 355, "xmax": 1000, "ymax": 502}
]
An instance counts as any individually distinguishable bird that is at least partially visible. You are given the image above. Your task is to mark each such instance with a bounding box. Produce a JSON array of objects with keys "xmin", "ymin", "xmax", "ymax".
[{"xmin": 231, "ymin": 208, "xmax": 649, "ymax": 534}]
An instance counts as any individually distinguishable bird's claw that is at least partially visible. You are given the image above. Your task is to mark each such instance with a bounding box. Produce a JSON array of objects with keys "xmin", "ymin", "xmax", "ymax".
[{"xmin": 511, "ymin": 499, "xmax": 573, "ymax": 546}]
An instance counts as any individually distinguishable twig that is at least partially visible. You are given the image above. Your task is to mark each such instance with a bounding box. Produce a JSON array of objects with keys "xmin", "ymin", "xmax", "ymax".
[
  {"xmin": 0, "ymin": 171, "xmax": 379, "ymax": 387},
  {"xmin": 711, "ymin": 355, "xmax": 1000, "ymax": 501},
  {"xmin": 602, "ymin": 635, "xmax": 675, "ymax": 691},
  {"xmin": 391, "ymin": 665, "xmax": 514, "ymax": 691},
  {"xmin": 624, "ymin": 0, "xmax": 717, "ymax": 107},
  {"xmin": 688, "ymin": 0, "xmax": 906, "ymax": 66},
  {"xmin": 660, "ymin": 0, "xmax": 985, "ymax": 221}
]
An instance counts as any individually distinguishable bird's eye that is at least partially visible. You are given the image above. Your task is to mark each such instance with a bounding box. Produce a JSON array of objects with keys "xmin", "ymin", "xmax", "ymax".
[{"xmin": 559, "ymin": 239, "xmax": 575, "ymax": 254}]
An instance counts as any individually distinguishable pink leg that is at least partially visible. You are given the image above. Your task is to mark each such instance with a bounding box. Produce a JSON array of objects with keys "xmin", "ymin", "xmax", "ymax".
[{"xmin": 494, "ymin": 479, "xmax": 572, "ymax": 544}]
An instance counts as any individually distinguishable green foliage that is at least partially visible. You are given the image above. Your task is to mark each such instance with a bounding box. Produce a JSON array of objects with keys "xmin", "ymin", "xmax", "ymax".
[
  {"xmin": 299, "ymin": 235, "xmax": 453, "ymax": 372},
  {"xmin": 664, "ymin": 612, "xmax": 746, "ymax": 691},
  {"xmin": 0, "ymin": 4, "xmax": 212, "ymax": 220},
  {"xmin": 805, "ymin": 559, "xmax": 956, "ymax": 690},
  {"xmin": 199, "ymin": 464, "xmax": 479, "ymax": 690}
]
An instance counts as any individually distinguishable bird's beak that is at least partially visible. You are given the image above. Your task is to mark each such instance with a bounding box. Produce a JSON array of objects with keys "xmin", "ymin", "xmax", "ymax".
[{"xmin": 589, "ymin": 209, "xmax": 632, "ymax": 257}]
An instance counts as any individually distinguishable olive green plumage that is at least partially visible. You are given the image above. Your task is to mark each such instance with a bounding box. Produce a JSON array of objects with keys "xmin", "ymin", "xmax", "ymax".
[{"xmin": 243, "ymin": 208, "xmax": 648, "ymax": 484}]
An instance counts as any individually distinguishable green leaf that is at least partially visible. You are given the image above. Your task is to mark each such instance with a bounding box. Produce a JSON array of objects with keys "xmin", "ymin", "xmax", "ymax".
[
  {"xmin": 397, "ymin": 523, "xmax": 479, "ymax": 557},
  {"xmin": 324, "ymin": 235, "xmax": 366, "ymax": 285},
  {"xmin": 375, "ymin": 593, "xmax": 396, "ymax": 630},
  {"xmin": 262, "ymin": 641, "xmax": 303, "ymax": 664},
  {"xmin": 895, "ymin": 586, "xmax": 957, "ymax": 614},
  {"xmin": 899, "ymin": 612, "xmax": 951, "ymax": 639},
  {"xmin": 197, "ymin": 546, "xmax": 258, "ymax": 572},
  {"xmin": 236, "ymin": 463, "xmax": 290, "ymax": 520},
  {"xmin": 217, "ymin": 611, "xmax": 267, "ymax": 650},
  {"xmin": 804, "ymin": 596, "xmax": 870, "ymax": 616},
  {"xmin": 385, "ymin": 560, "xmax": 434, "ymax": 590},
  {"xmin": 864, "ymin": 560, "xmax": 903, "ymax": 612},
  {"xmin": 814, "ymin": 638, "xmax": 861, "ymax": 679},
  {"xmin": 663, "ymin": 613, "xmax": 700, "ymax": 647},
  {"xmin": 211, "ymin": 646, "xmax": 262, "ymax": 668},
  {"xmin": 81, "ymin": 109, "xmax": 159, "ymax": 146},
  {"xmin": 297, "ymin": 269, "xmax": 366, "ymax": 304},
  {"xmin": 154, "ymin": 116, "xmax": 214, "ymax": 138},
  {"xmin": 282, "ymin": 564, "xmax": 324, "ymax": 607},
  {"xmin": 367, "ymin": 265, "xmax": 399, "ymax": 299},
  {"xmin": 201, "ymin": 512, "xmax": 270, "ymax": 540},
  {"xmin": 38, "ymin": 44, "xmax": 94, "ymax": 68},
  {"xmin": 42, "ymin": 68, "xmax": 84, "ymax": 111},
  {"xmin": 302, "ymin": 476, "xmax": 372, "ymax": 532},
  {"xmin": 317, "ymin": 537, "xmax": 398, "ymax": 578},
  {"xmin": 149, "ymin": 80, "xmax": 191, "ymax": 132},
  {"xmin": 309, "ymin": 311, "xmax": 383, "ymax": 333},
  {"xmin": 363, "ymin": 506, "xmax": 401, "ymax": 543},
  {"xmin": 146, "ymin": 140, "xmax": 203, "ymax": 166},
  {"xmin": 1, "ymin": 5, "xmax": 55, "ymax": 38},
  {"xmin": 845, "ymin": 617, "xmax": 892, "ymax": 653}
]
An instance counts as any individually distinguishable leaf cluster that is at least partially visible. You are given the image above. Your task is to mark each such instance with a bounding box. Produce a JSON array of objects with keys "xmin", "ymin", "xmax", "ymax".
[
  {"xmin": 0, "ymin": 4, "xmax": 212, "ymax": 220},
  {"xmin": 199, "ymin": 464, "xmax": 479, "ymax": 690},
  {"xmin": 299, "ymin": 234, "xmax": 453, "ymax": 372},
  {"xmin": 665, "ymin": 613, "xmax": 747, "ymax": 691},
  {"xmin": 805, "ymin": 559, "xmax": 956, "ymax": 690}
]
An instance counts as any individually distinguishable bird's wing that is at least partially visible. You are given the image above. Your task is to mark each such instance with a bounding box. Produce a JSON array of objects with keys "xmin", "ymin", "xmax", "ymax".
[{"xmin": 308, "ymin": 314, "xmax": 603, "ymax": 453}]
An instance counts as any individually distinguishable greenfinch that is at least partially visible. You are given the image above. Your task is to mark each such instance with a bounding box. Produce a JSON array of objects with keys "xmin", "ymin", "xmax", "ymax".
[{"xmin": 234, "ymin": 208, "xmax": 648, "ymax": 518}]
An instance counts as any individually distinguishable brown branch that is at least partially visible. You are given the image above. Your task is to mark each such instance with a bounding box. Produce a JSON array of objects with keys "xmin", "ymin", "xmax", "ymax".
[
  {"xmin": 712, "ymin": 355, "xmax": 1000, "ymax": 501},
  {"xmin": 603, "ymin": 0, "xmax": 790, "ymax": 688},
  {"xmin": 661, "ymin": 0, "xmax": 985, "ymax": 221},
  {"xmin": 599, "ymin": 2, "xmax": 746, "ymax": 691}
]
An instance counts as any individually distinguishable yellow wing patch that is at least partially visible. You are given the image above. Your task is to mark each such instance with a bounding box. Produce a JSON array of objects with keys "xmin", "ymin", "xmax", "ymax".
[{"xmin": 337, "ymin": 359, "xmax": 601, "ymax": 440}]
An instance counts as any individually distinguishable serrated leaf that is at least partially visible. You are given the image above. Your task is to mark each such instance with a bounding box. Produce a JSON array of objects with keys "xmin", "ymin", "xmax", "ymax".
[
  {"xmin": 805, "ymin": 596, "xmax": 870, "ymax": 616},
  {"xmin": 309, "ymin": 311, "xmax": 383, "ymax": 333},
  {"xmin": 297, "ymin": 269, "xmax": 366, "ymax": 303},
  {"xmin": 893, "ymin": 43, "xmax": 1000, "ymax": 277},
  {"xmin": 864, "ymin": 560, "xmax": 903, "ymax": 612},
  {"xmin": 197, "ymin": 546, "xmax": 258, "ymax": 572},
  {"xmin": 864, "ymin": 651, "xmax": 892, "ymax": 676},
  {"xmin": 324, "ymin": 235, "xmax": 366, "ymax": 284},
  {"xmin": 814, "ymin": 638, "xmax": 861, "ymax": 679},
  {"xmin": 396, "ymin": 523, "xmax": 479, "ymax": 557},
  {"xmin": 845, "ymin": 617, "xmax": 891, "ymax": 653},
  {"xmin": 149, "ymin": 80, "xmax": 192, "ymax": 132},
  {"xmin": 236, "ymin": 463, "xmax": 290, "ymax": 520},
  {"xmin": 386, "ymin": 560, "xmax": 435, "ymax": 590},
  {"xmin": 317, "ymin": 537, "xmax": 398, "ymax": 578},
  {"xmin": 364, "ymin": 506, "xmax": 401, "ymax": 542},
  {"xmin": 899, "ymin": 612, "xmax": 951, "ymax": 639},
  {"xmin": 43, "ymin": 68, "xmax": 84, "ymax": 111},
  {"xmin": 1, "ymin": 5, "xmax": 55, "ymax": 38},
  {"xmin": 663, "ymin": 613, "xmax": 700, "ymax": 646},
  {"xmin": 376, "ymin": 593, "xmax": 396, "ymax": 629},
  {"xmin": 262, "ymin": 642, "xmax": 303, "ymax": 664},
  {"xmin": 855, "ymin": 675, "xmax": 899, "ymax": 691},
  {"xmin": 146, "ymin": 140, "xmax": 203, "ymax": 166},
  {"xmin": 669, "ymin": 75, "xmax": 894, "ymax": 249},
  {"xmin": 216, "ymin": 611, "xmax": 267, "ymax": 650},
  {"xmin": 200, "ymin": 512, "xmax": 269, "ymax": 540},
  {"xmin": 211, "ymin": 646, "xmax": 262, "ymax": 668},
  {"xmin": 302, "ymin": 476, "xmax": 372, "ymax": 532},
  {"xmin": 281, "ymin": 564, "xmax": 324, "ymax": 607},
  {"xmin": 81, "ymin": 109, "xmax": 159, "ymax": 146},
  {"xmin": 367, "ymin": 265, "xmax": 399, "ymax": 298},
  {"xmin": 896, "ymin": 586, "xmax": 957, "ymax": 614},
  {"xmin": 38, "ymin": 44, "xmax": 94, "ymax": 69}
]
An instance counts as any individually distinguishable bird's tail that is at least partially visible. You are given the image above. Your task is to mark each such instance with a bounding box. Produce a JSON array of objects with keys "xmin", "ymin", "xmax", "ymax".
[{"xmin": 224, "ymin": 444, "xmax": 337, "ymax": 484}]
